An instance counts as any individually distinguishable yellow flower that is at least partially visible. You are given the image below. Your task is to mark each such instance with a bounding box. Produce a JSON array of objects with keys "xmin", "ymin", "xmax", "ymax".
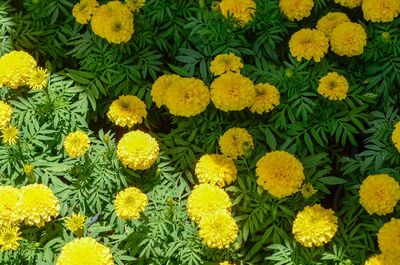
[
  {"xmin": 64, "ymin": 131, "xmax": 90, "ymax": 158},
  {"xmin": 359, "ymin": 174, "xmax": 400, "ymax": 215},
  {"xmin": 391, "ymin": 121, "xmax": 400, "ymax": 152},
  {"xmin": 107, "ymin": 95, "xmax": 147, "ymax": 128},
  {"xmin": 220, "ymin": 0, "xmax": 256, "ymax": 25},
  {"xmin": 219, "ymin": 127, "xmax": 254, "ymax": 159},
  {"xmin": 125, "ymin": 0, "xmax": 145, "ymax": 12},
  {"xmin": 316, "ymin": 12, "xmax": 350, "ymax": 39},
  {"xmin": 330, "ymin": 22, "xmax": 367, "ymax": 57},
  {"xmin": 362, "ymin": 0, "xmax": 400, "ymax": 22},
  {"xmin": 1, "ymin": 126, "xmax": 19, "ymax": 145},
  {"xmin": 56, "ymin": 237, "xmax": 114, "ymax": 265},
  {"xmin": 114, "ymin": 187, "xmax": 147, "ymax": 220},
  {"xmin": 289, "ymin": 28, "xmax": 329, "ymax": 62},
  {"xmin": 0, "ymin": 50, "xmax": 37, "ymax": 89},
  {"xmin": 0, "ymin": 226, "xmax": 22, "ymax": 251},
  {"xmin": 317, "ymin": 72, "xmax": 349, "ymax": 101},
  {"xmin": 195, "ymin": 154, "xmax": 237, "ymax": 187},
  {"xmin": 378, "ymin": 218, "xmax": 400, "ymax": 265},
  {"xmin": 365, "ymin": 255, "xmax": 389, "ymax": 265},
  {"xmin": 0, "ymin": 186, "xmax": 21, "ymax": 227},
  {"xmin": 23, "ymin": 164, "xmax": 34, "ymax": 176},
  {"xmin": 292, "ymin": 204, "xmax": 338, "ymax": 248},
  {"xmin": 65, "ymin": 213, "xmax": 86, "ymax": 234},
  {"xmin": 210, "ymin": 72, "xmax": 256, "ymax": 112},
  {"xmin": 198, "ymin": 211, "xmax": 238, "ymax": 249},
  {"xmin": 334, "ymin": 0, "xmax": 362, "ymax": 8},
  {"xmin": 279, "ymin": 0, "xmax": 314, "ymax": 21},
  {"xmin": 301, "ymin": 183, "xmax": 317, "ymax": 199},
  {"xmin": 187, "ymin": 184, "xmax": 232, "ymax": 223},
  {"xmin": 220, "ymin": 262, "xmax": 234, "ymax": 265},
  {"xmin": 256, "ymin": 150, "xmax": 305, "ymax": 198},
  {"xmin": 151, "ymin": 74, "xmax": 181, "ymax": 108},
  {"xmin": 117, "ymin": 130, "xmax": 159, "ymax": 170},
  {"xmin": 0, "ymin": 101, "xmax": 12, "ymax": 130},
  {"xmin": 250, "ymin": 83, "xmax": 280, "ymax": 114},
  {"xmin": 18, "ymin": 183, "xmax": 60, "ymax": 227},
  {"xmin": 27, "ymin": 67, "xmax": 48, "ymax": 90},
  {"xmin": 72, "ymin": 0, "xmax": 99, "ymax": 24},
  {"xmin": 210, "ymin": 53, "xmax": 243, "ymax": 76}
]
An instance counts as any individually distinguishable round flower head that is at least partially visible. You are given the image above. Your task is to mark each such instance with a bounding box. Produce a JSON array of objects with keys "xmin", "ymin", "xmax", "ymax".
[
  {"xmin": 289, "ymin": 29, "xmax": 329, "ymax": 62},
  {"xmin": 64, "ymin": 131, "xmax": 90, "ymax": 158},
  {"xmin": 365, "ymin": 255, "xmax": 389, "ymax": 265},
  {"xmin": 316, "ymin": 12, "xmax": 350, "ymax": 39},
  {"xmin": 164, "ymin": 77, "xmax": 210, "ymax": 117},
  {"xmin": 220, "ymin": 0, "xmax": 256, "ymax": 25},
  {"xmin": 279, "ymin": 0, "xmax": 314, "ymax": 21},
  {"xmin": 195, "ymin": 154, "xmax": 237, "ymax": 187},
  {"xmin": 114, "ymin": 187, "xmax": 148, "ymax": 220},
  {"xmin": 0, "ymin": 50, "xmax": 37, "ymax": 89},
  {"xmin": 198, "ymin": 211, "xmax": 238, "ymax": 249},
  {"xmin": 72, "ymin": 0, "xmax": 99, "ymax": 24},
  {"xmin": 256, "ymin": 151, "xmax": 305, "ymax": 198},
  {"xmin": 301, "ymin": 183, "xmax": 317, "ymax": 199},
  {"xmin": 65, "ymin": 213, "xmax": 86, "ymax": 234},
  {"xmin": 317, "ymin": 72, "xmax": 349, "ymax": 100},
  {"xmin": 210, "ymin": 53, "xmax": 243, "ymax": 76},
  {"xmin": 292, "ymin": 204, "xmax": 338, "ymax": 248},
  {"xmin": 27, "ymin": 67, "xmax": 48, "ymax": 90},
  {"xmin": 151, "ymin": 74, "xmax": 181, "ymax": 108},
  {"xmin": 378, "ymin": 218, "xmax": 400, "ymax": 264},
  {"xmin": 219, "ymin": 128, "xmax": 254, "ymax": 159},
  {"xmin": 210, "ymin": 72, "xmax": 256, "ymax": 112},
  {"xmin": 0, "ymin": 101, "xmax": 12, "ymax": 130},
  {"xmin": 335, "ymin": 0, "xmax": 362, "ymax": 8},
  {"xmin": 1, "ymin": 126, "xmax": 19, "ymax": 145},
  {"xmin": 117, "ymin": 130, "xmax": 159, "ymax": 170},
  {"xmin": 250, "ymin": 83, "xmax": 280, "ymax": 114},
  {"xmin": 0, "ymin": 226, "xmax": 22, "ymax": 251},
  {"xmin": 330, "ymin": 22, "xmax": 367, "ymax": 57},
  {"xmin": 0, "ymin": 186, "xmax": 21, "ymax": 227},
  {"xmin": 125, "ymin": 0, "xmax": 146, "ymax": 12},
  {"xmin": 391, "ymin": 121, "xmax": 400, "ymax": 152},
  {"xmin": 359, "ymin": 174, "xmax": 400, "ymax": 215},
  {"xmin": 18, "ymin": 184, "xmax": 60, "ymax": 227},
  {"xmin": 187, "ymin": 184, "xmax": 232, "ymax": 223},
  {"xmin": 107, "ymin": 95, "xmax": 147, "ymax": 128},
  {"xmin": 56, "ymin": 237, "xmax": 114, "ymax": 265},
  {"xmin": 362, "ymin": 0, "xmax": 400, "ymax": 22}
]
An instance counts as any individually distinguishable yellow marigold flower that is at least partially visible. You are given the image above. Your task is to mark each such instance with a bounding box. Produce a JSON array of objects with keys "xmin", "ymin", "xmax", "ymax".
[
  {"xmin": 0, "ymin": 186, "xmax": 21, "ymax": 227},
  {"xmin": 91, "ymin": 1, "xmax": 134, "ymax": 44},
  {"xmin": 0, "ymin": 226, "xmax": 22, "ymax": 251},
  {"xmin": 316, "ymin": 12, "xmax": 350, "ymax": 39},
  {"xmin": 219, "ymin": 127, "xmax": 254, "ymax": 159},
  {"xmin": 125, "ymin": 0, "xmax": 145, "ymax": 12},
  {"xmin": 365, "ymin": 254, "xmax": 389, "ymax": 265},
  {"xmin": 359, "ymin": 174, "xmax": 400, "ymax": 215},
  {"xmin": 27, "ymin": 67, "xmax": 48, "ymax": 90},
  {"xmin": 378, "ymin": 218, "xmax": 400, "ymax": 265},
  {"xmin": 64, "ymin": 131, "xmax": 90, "ymax": 158},
  {"xmin": 362, "ymin": 0, "xmax": 400, "ymax": 23},
  {"xmin": 151, "ymin": 74, "xmax": 181, "ymax": 108},
  {"xmin": 279, "ymin": 0, "xmax": 314, "ymax": 21},
  {"xmin": 220, "ymin": 262, "xmax": 234, "ymax": 265},
  {"xmin": 107, "ymin": 95, "xmax": 147, "ymax": 128},
  {"xmin": 23, "ymin": 164, "xmax": 34, "ymax": 177},
  {"xmin": 72, "ymin": 0, "xmax": 99, "ymax": 24},
  {"xmin": 335, "ymin": 0, "xmax": 362, "ymax": 9},
  {"xmin": 220, "ymin": 0, "xmax": 256, "ymax": 25},
  {"xmin": 117, "ymin": 130, "xmax": 159, "ymax": 170},
  {"xmin": 198, "ymin": 211, "xmax": 238, "ymax": 249},
  {"xmin": 1, "ymin": 126, "xmax": 19, "ymax": 145},
  {"xmin": 195, "ymin": 154, "xmax": 237, "ymax": 187},
  {"xmin": 56, "ymin": 237, "xmax": 114, "ymax": 265},
  {"xmin": 330, "ymin": 22, "xmax": 367, "ymax": 57},
  {"xmin": 0, "ymin": 51, "xmax": 37, "ymax": 89},
  {"xmin": 210, "ymin": 53, "xmax": 243, "ymax": 76},
  {"xmin": 256, "ymin": 150, "xmax": 305, "ymax": 198},
  {"xmin": 292, "ymin": 204, "xmax": 338, "ymax": 248},
  {"xmin": 114, "ymin": 187, "xmax": 147, "ymax": 220},
  {"xmin": 187, "ymin": 183, "xmax": 232, "ymax": 223},
  {"xmin": 65, "ymin": 213, "xmax": 86, "ymax": 234},
  {"xmin": 317, "ymin": 72, "xmax": 349, "ymax": 101},
  {"xmin": 210, "ymin": 72, "xmax": 256, "ymax": 112},
  {"xmin": 0, "ymin": 101, "xmax": 12, "ymax": 130},
  {"xmin": 301, "ymin": 183, "xmax": 317, "ymax": 199},
  {"xmin": 289, "ymin": 28, "xmax": 329, "ymax": 63},
  {"xmin": 250, "ymin": 83, "xmax": 280, "ymax": 114},
  {"xmin": 164, "ymin": 77, "xmax": 210, "ymax": 117},
  {"xmin": 392, "ymin": 121, "xmax": 400, "ymax": 152},
  {"xmin": 18, "ymin": 184, "xmax": 60, "ymax": 227}
]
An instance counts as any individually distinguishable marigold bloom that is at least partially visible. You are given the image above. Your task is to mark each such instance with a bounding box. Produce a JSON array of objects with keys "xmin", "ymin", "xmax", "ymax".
[
  {"xmin": 316, "ymin": 12, "xmax": 350, "ymax": 38},
  {"xmin": 0, "ymin": 226, "xmax": 22, "ymax": 251},
  {"xmin": 0, "ymin": 51, "xmax": 37, "ymax": 89},
  {"xmin": 64, "ymin": 131, "xmax": 90, "ymax": 158},
  {"xmin": 210, "ymin": 53, "xmax": 243, "ymax": 76},
  {"xmin": 301, "ymin": 183, "xmax": 317, "ymax": 199},
  {"xmin": 107, "ymin": 95, "xmax": 147, "ymax": 128},
  {"xmin": 391, "ymin": 121, "xmax": 400, "ymax": 152},
  {"xmin": 289, "ymin": 29, "xmax": 329, "ymax": 62},
  {"xmin": 330, "ymin": 22, "xmax": 367, "ymax": 57},
  {"xmin": 0, "ymin": 101, "xmax": 12, "ymax": 130},
  {"xmin": 210, "ymin": 72, "xmax": 256, "ymax": 112},
  {"xmin": 220, "ymin": 262, "xmax": 234, "ymax": 265},
  {"xmin": 65, "ymin": 213, "xmax": 86, "ymax": 234},
  {"xmin": 279, "ymin": 0, "xmax": 314, "ymax": 21},
  {"xmin": 72, "ymin": 0, "xmax": 99, "ymax": 24},
  {"xmin": 125, "ymin": 0, "xmax": 146, "ymax": 12},
  {"xmin": 56, "ymin": 237, "xmax": 114, "ymax": 265},
  {"xmin": 377, "ymin": 218, "xmax": 400, "ymax": 265},
  {"xmin": 187, "ymin": 184, "xmax": 232, "ymax": 223},
  {"xmin": 317, "ymin": 72, "xmax": 349, "ymax": 100},
  {"xmin": 364, "ymin": 254, "xmax": 389, "ymax": 265},
  {"xmin": 195, "ymin": 154, "xmax": 237, "ymax": 187},
  {"xmin": 117, "ymin": 130, "xmax": 159, "ymax": 170},
  {"xmin": 220, "ymin": 0, "xmax": 256, "ymax": 25},
  {"xmin": 334, "ymin": 0, "xmax": 362, "ymax": 8},
  {"xmin": 219, "ymin": 128, "xmax": 254, "ymax": 159},
  {"xmin": 27, "ymin": 67, "xmax": 48, "ymax": 90},
  {"xmin": 114, "ymin": 187, "xmax": 147, "ymax": 220},
  {"xmin": 256, "ymin": 151, "xmax": 305, "ymax": 198},
  {"xmin": 250, "ymin": 83, "xmax": 280, "ymax": 114},
  {"xmin": 18, "ymin": 184, "xmax": 60, "ymax": 227},
  {"xmin": 362, "ymin": 0, "xmax": 400, "ymax": 22},
  {"xmin": 0, "ymin": 186, "xmax": 21, "ymax": 227},
  {"xmin": 198, "ymin": 211, "xmax": 238, "ymax": 249},
  {"xmin": 1, "ymin": 126, "xmax": 19, "ymax": 145},
  {"xmin": 151, "ymin": 74, "xmax": 181, "ymax": 108},
  {"xmin": 292, "ymin": 204, "xmax": 338, "ymax": 248}
]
